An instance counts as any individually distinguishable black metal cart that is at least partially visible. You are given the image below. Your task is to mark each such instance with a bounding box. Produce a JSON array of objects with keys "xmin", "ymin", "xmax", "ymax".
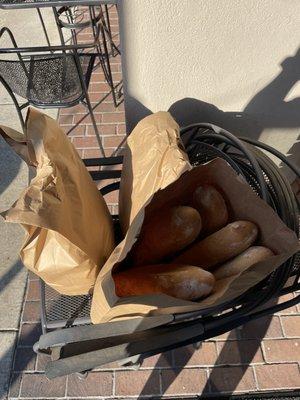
[{"xmin": 35, "ymin": 124, "xmax": 300, "ymax": 378}]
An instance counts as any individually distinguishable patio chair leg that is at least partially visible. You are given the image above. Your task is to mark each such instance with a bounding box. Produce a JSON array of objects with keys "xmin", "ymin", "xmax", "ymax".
[
  {"xmin": 104, "ymin": 5, "xmax": 115, "ymax": 57},
  {"xmin": 84, "ymin": 94, "xmax": 106, "ymax": 157},
  {"xmin": 89, "ymin": 6, "xmax": 118, "ymax": 108},
  {"xmin": 100, "ymin": 23, "xmax": 118, "ymax": 107}
]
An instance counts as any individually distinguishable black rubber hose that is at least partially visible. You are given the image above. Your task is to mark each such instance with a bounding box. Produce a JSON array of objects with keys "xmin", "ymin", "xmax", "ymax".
[
  {"xmin": 181, "ymin": 124, "xmax": 268, "ymax": 201},
  {"xmin": 240, "ymin": 136, "xmax": 300, "ymax": 178}
]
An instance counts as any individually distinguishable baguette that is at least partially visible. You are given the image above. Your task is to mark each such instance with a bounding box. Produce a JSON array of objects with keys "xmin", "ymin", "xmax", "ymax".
[
  {"xmin": 174, "ymin": 220, "xmax": 258, "ymax": 270},
  {"xmin": 214, "ymin": 246, "xmax": 274, "ymax": 280},
  {"xmin": 131, "ymin": 206, "xmax": 202, "ymax": 266},
  {"xmin": 192, "ymin": 185, "xmax": 228, "ymax": 234},
  {"xmin": 113, "ymin": 263, "xmax": 215, "ymax": 301}
]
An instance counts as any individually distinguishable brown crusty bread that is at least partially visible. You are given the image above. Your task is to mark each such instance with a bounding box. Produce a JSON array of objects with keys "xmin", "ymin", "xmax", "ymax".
[
  {"xmin": 131, "ymin": 206, "xmax": 202, "ymax": 266},
  {"xmin": 113, "ymin": 263, "xmax": 215, "ymax": 301},
  {"xmin": 213, "ymin": 246, "xmax": 274, "ymax": 280},
  {"xmin": 173, "ymin": 220, "xmax": 258, "ymax": 270},
  {"xmin": 192, "ymin": 185, "xmax": 228, "ymax": 234}
]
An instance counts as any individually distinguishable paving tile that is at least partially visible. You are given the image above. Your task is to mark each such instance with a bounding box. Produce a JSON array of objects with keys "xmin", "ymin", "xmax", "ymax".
[
  {"xmin": 0, "ymin": 373, "xmax": 11, "ymax": 400},
  {"xmin": 141, "ymin": 351, "xmax": 173, "ymax": 368},
  {"xmin": 104, "ymin": 189, "xmax": 119, "ymax": 204},
  {"xmin": 208, "ymin": 366, "xmax": 256, "ymax": 393},
  {"xmin": 281, "ymin": 315, "xmax": 300, "ymax": 337},
  {"xmin": 73, "ymin": 113, "xmax": 102, "ymax": 126},
  {"xmin": 58, "ymin": 114, "xmax": 74, "ymax": 125},
  {"xmin": 36, "ymin": 352, "xmax": 50, "ymax": 372},
  {"xmin": 239, "ymin": 315, "xmax": 283, "ymax": 339},
  {"xmin": 0, "ymin": 332, "xmax": 17, "ymax": 370},
  {"xmin": 115, "ymin": 370, "xmax": 160, "ymax": 396},
  {"xmin": 173, "ymin": 342, "xmax": 217, "ymax": 366},
  {"xmin": 8, "ymin": 372, "xmax": 22, "ymax": 398},
  {"xmin": 20, "ymin": 373, "xmax": 66, "ymax": 398},
  {"xmin": 22, "ymin": 301, "xmax": 41, "ymax": 323},
  {"xmin": 13, "ymin": 347, "xmax": 36, "ymax": 372},
  {"xmin": 87, "ymin": 124, "xmax": 117, "ymax": 135},
  {"xmin": 73, "ymin": 135, "xmax": 102, "ymax": 149},
  {"xmin": 274, "ymin": 293, "xmax": 298, "ymax": 314},
  {"xmin": 0, "ymin": 252, "xmax": 27, "ymax": 330},
  {"xmin": 117, "ymin": 123, "xmax": 126, "ymax": 135},
  {"xmin": 255, "ymin": 363, "xmax": 300, "ymax": 389},
  {"xmin": 67, "ymin": 372, "xmax": 113, "ymax": 397},
  {"xmin": 18, "ymin": 323, "xmax": 42, "ymax": 347},
  {"xmin": 102, "ymin": 111, "xmax": 125, "ymax": 123},
  {"xmin": 161, "ymin": 368, "xmax": 207, "ymax": 395},
  {"xmin": 263, "ymin": 338, "xmax": 300, "ymax": 362},
  {"xmin": 216, "ymin": 340, "xmax": 263, "ymax": 364},
  {"xmin": 104, "ymin": 134, "xmax": 126, "ymax": 148}
]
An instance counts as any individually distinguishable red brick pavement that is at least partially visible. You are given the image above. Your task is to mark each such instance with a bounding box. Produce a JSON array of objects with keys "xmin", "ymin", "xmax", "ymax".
[{"xmin": 8, "ymin": 5, "xmax": 300, "ymax": 399}]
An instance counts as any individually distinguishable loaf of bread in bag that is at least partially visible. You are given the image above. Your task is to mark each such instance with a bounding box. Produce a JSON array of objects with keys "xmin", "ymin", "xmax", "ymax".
[
  {"xmin": 113, "ymin": 263, "xmax": 215, "ymax": 301},
  {"xmin": 192, "ymin": 185, "xmax": 228, "ymax": 234},
  {"xmin": 131, "ymin": 206, "xmax": 202, "ymax": 266},
  {"xmin": 213, "ymin": 246, "xmax": 274, "ymax": 280},
  {"xmin": 173, "ymin": 220, "xmax": 258, "ymax": 270}
]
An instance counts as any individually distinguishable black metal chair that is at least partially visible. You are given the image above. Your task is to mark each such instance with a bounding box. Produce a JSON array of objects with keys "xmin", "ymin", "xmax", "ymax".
[
  {"xmin": 35, "ymin": 127, "xmax": 300, "ymax": 377},
  {"xmin": 0, "ymin": 26, "xmax": 106, "ymax": 156}
]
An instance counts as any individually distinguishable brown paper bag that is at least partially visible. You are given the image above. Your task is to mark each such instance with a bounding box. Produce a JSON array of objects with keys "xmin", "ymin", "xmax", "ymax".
[
  {"xmin": 119, "ymin": 111, "xmax": 191, "ymax": 233},
  {"xmin": 1, "ymin": 108, "xmax": 114, "ymax": 295},
  {"xmin": 90, "ymin": 112, "xmax": 299, "ymax": 323}
]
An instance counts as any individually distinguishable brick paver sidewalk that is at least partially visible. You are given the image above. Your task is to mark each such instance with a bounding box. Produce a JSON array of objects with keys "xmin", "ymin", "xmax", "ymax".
[{"xmin": 7, "ymin": 6, "xmax": 300, "ymax": 399}]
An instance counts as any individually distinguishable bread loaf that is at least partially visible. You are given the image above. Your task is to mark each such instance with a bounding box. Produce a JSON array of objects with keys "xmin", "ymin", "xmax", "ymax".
[
  {"xmin": 113, "ymin": 263, "xmax": 215, "ymax": 300},
  {"xmin": 214, "ymin": 246, "xmax": 274, "ymax": 280},
  {"xmin": 131, "ymin": 206, "xmax": 202, "ymax": 266},
  {"xmin": 174, "ymin": 220, "xmax": 258, "ymax": 270},
  {"xmin": 192, "ymin": 185, "xmax": 228, "ymax": 234}
]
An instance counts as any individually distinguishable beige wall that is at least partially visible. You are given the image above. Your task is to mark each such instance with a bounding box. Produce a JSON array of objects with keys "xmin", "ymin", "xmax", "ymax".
[{"xmin": 118, "ymin": 0, "xmax": 300, "ymax": 177}]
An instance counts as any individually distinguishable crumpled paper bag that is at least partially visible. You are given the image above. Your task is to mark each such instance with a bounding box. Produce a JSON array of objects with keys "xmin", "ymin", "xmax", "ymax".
[
  {"xmin": 90, "ymin": 112, "xmax": 299, "ymax": 323},
  {"xmin": 1, "ymin": 108, "xmax": 114, "ymax": 295}
]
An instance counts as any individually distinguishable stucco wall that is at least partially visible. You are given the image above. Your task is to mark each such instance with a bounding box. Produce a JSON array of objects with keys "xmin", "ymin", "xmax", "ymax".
[{"xmin": 118, "ymin": 0, "xmax": 300, "ymax": 177}]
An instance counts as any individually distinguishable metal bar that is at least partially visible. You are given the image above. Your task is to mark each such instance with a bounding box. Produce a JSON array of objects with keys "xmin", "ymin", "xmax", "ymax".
[
  {"xmin": 89, "ymin": 170, "xmax": 121, "ymax": 180},
  {"xmin": 73, "ymin": 51, "xmax": 106, "ymax": 157},
  {"xmin": 36, "ymin": 8, "xmax": 52, "ymax": 49},
  {"xmin": 38, "ymin": 315, "xmax": 174, "ymax": 350},
  {"xmin": 0, "ymin": 26, "xmax": 100, "ymax": 53},
  {"xmin": 45, "ymin": 317, "xmax": 91, "ymax": 330},
  {"xmin": 100, "ymin": 181, "xmax": 120, "ymax": 195},
  {"xmin": 0, "ymin": 27, "xmax": 28, "ymax": 75},
  {"xmin": 99, "ymin": 14, "xmax": 117, "ymax": 106},
  {"xmin": 39, "ymin": 279, "xmax": 48, "ymax": 334},
  {"xmin": 83, "ymin": 155, "xmax": 123, "ymax": 166},
  {"xmin": 0, "ymin": 0, "xmax": 117, "ymax": 10}
]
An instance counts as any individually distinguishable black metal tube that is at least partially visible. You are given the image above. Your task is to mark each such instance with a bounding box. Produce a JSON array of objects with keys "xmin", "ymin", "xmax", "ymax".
[
  {"xmin": 240, "ymin": 136, "xmax": 300, "ymax": 178},
  {"xmin": 0, "ymin": 26, "xmax": 100, "ymax": 54},
  {"xmin": 181, "ymin": 124, "xmax": 268, "ymax": 201}
]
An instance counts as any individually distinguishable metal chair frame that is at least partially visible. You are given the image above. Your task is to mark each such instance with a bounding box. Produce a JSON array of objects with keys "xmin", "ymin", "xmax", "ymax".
[
  {"xmin": 0, "ymin": 26, "xmax": 106, "ymax": 155},
  {"xmin": 33, "ymin": 127, "xmax": 299, "ymax": 375},
  {"xmin": 53, "ymin": 4, "xmax": 120, "ymax": 107}
]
